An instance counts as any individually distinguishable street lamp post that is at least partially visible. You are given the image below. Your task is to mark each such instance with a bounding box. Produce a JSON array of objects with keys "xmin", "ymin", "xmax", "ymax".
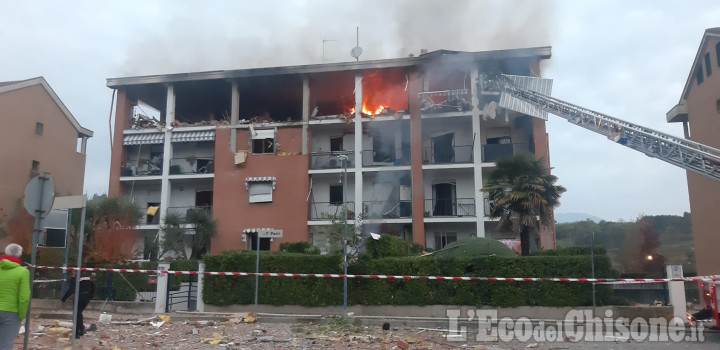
[{"xmin": 337, "ymin": 154, "xmax": 349, "ymax": 319}]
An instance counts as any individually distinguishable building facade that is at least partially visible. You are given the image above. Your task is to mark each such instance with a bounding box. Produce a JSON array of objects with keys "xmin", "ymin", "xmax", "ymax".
[
  {"xmin": 0, "ymin": 77, "xmax": 92, "ymax": 225},
  {"xmin": 106, "ymin": 47, "xmax": 556, "ymax": 256},
  {"xmin": 667, "ymin": 28, "xmax": 720, "ymax": 276}
]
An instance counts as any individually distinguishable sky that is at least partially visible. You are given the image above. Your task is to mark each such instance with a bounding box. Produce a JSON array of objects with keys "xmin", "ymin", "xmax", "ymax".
[{"xmin": 1, "ymin": 0, "xmax": 717, "ymax": 221}]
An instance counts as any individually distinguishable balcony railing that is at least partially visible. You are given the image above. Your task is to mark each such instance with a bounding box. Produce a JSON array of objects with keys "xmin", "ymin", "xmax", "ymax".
[
  {"xmin": 166, "ymin": 206, "xmax": 213, "ymax": 223},
  {"xmin": 363, "ymin": 200, "xmax": 412, "ymax": 219},
  {"xmin": 122, "ymin": 159, "xmax": 163, "ymax": 176},
  {"xmin": 362, "ymin": 151, "xmax": 410, "ymax": 167},
  {"xmin": 481, "ymin": 143, "xmax": 533, "ymax": 163},
  {"xmin": 309, "ymin": 202, "xmax": 355, "ymax": 220},
  {"xmin": 422, "ymin": 145, "xmax": 473, "ymax": 164},
  {"xmin": 310, "ymin": 152, "xmax": 354, "ymax": 170},
  {"xmin": 170, "ymin": 157, "xmax": 214, "ymax": 174},
  {"xmin": 424, "ymin": 198, "xmax": 476, "ymax": 217}
]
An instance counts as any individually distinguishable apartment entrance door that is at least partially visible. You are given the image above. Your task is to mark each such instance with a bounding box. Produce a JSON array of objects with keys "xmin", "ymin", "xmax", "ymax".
[
  {"xmin": 432, "ymin": 133, "xmax": 454, "ymax": 163},
  {"xmin": 433, "ymin": 183, "xmax": 456, "ymax": 216}
]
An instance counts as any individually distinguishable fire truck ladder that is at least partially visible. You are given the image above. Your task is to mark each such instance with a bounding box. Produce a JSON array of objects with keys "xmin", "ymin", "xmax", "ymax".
[{"xmin": 498, "ymin": 75, "xmax": 720, "ymax": 182}]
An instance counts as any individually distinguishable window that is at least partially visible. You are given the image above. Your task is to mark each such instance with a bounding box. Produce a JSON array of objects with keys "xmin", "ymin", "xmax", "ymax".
[
  {"xmin": 35, "ymin": 122, "xmax": 44, "ymax": 135},
  {"xmin": 705, "ymin": 52, "xmax": 712, "ymax": 77},
  {"xmin": 330, "ymin": 137, "xmax": 343, "ymax": 152},
  {"xmin": 30, "ymin": 160, "xmax": 39, "ymax": 177},
  {"xmin": 251, "ymin": 129, "xmax": 275, "ymax": 154},
  {"xmin": 329, "ymin": 185, "xmax": 343, "ymax": 205},
  {"xmin": 249, "ymin": 182, "xmax": 273, "ymax": 203},
  {"xmin": 434, "ymin": 232, "xmax": 457, "ymax": 250},
  {"xmin": 696, "ymin": 65, "xmax": 704, "ymax": 85},
  {"xmin": 249, "ymin": 236, "xmax": 271, "ymax": 251},
  {"xmin": 716, "ymin": 42, "xmax": 720, "ymax": 68}
]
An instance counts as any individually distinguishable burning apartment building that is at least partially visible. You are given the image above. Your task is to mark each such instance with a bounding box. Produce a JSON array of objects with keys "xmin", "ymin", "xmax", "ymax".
[{"xmin": 106, "ymin": 46, "xmax": 555, "ymax": 256}]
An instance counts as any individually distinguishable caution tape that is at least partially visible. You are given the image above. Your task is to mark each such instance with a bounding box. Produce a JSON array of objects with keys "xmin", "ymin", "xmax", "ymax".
[{"xmin": 30, "ymin": 265, "xmax": 720, "ymax": 284}]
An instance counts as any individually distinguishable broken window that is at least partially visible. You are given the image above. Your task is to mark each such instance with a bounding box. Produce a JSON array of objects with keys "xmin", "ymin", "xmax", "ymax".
[
  {"xmin": 30, "ymin": 160, "xmax": 39, "ymax": 177},
  {"xmin": 35, "ymin": 122, "xmax": 44, "ymax": 135},
  {"xmin": 705, "ymin": 52, "xmax": 712, "ymax": 77},
  {"xmin": 251, "ymin": 129, "xmax": 275, "ymax": 154},
  {"xmin": 435, "ymin": 232, "xmax": 457, "ymax": 250},
  {"xmin": 330, "ymin": 137, "xmax": 343, "ymax": 152},
  {"xmin": 329, "ymin": 185, "xmax": 343, "ymax": 205},
  {"xmin": 238, "ymin": 75, "xmax": 302, "ymax": 122},
  {"xmin": 249, "ymin": 182, "xmax": 273, "ymax": 203}
]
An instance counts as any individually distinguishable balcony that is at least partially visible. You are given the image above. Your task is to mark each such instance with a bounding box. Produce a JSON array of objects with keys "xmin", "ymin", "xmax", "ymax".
[
  {"xmin": 481, "ymin": 143, "xmax": 533, "ymax": 163},
  {"xmin": 310, "ymin": 152, "xmax": 354, "ymax": 170},
  {"xmin": 169, "ymin": 157, "xmax": 215, "ymax": 175},
  {"xmin": 122, "ymin": 159, "xmax": 162, "ymax": 177},
  {"xmin": 309, "ymin": 202, "xmax": 355, "ymax": 221},
  {"xmin": 363, "ymin": 200, "xmax": 412, "ymax": 219},
  {"xmin": 362, "ymin": 151, "xmax": 410, "ymax": 167},
  {"xmin": 166, "ymin": 206, "xmax": 213, "ymax": 223},
  {"xmin": 422, "ymin": 145, "xmax": 473, "ymax": 164},
  {"xmin": 424, "ymin": 198, "xmax": 476, "ymax": 217}
]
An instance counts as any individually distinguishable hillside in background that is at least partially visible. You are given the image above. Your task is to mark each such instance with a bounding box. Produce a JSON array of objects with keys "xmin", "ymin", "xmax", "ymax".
[
  {"xmin": 555, "ymin": 212, "xmax": 606, "ymax": 223},
  {"xmin": 555, "ymin": 213, "xmax": 695, "ymax": 275}
]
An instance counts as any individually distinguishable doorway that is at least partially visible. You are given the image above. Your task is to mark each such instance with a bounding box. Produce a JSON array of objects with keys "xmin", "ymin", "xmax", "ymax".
[
  {"xmin": 432, "ymin": 133, "xmax": 454, "ymax": 163},
  {"xmin": 433, "ymin": 183, "xmax": 456, "ymax": 216}
]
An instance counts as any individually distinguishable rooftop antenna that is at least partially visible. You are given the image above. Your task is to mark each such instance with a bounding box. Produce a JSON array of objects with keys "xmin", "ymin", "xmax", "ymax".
[
  {"xmin": 350, "ymin": 26, "xmax": 363, "ymax": 61},
  {"xmin": 322, "ymin": 39, "xmax": 338, "ymax": 63}
]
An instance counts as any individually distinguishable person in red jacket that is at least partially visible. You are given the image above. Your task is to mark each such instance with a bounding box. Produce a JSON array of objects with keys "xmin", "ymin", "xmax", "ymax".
[
  {"xmin": 0, "ymin": 243, "xmax": 30, "ymax": 350},
  {"xmin": 61, "ymin": 270, "xmax": 95, "ymax": 338}
]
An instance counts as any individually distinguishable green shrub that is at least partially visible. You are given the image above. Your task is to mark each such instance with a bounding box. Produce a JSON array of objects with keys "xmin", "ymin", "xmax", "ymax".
[
  {"xmin": 432, "ymin": 237, "xmax": 516, "ymax": 258},
  {"xmin": 279, "ymin": 242, "xmax": 319, "ymax": 254},
  {"xmin": 365, "ymin": 234, "xmax": 423, "ymax": 258},
  {"xmin": 202, "ymin": 250, "xmax": 618, "ymax": 308},
  {"xmin": 533, "ymin": 247, "xmax": 607, "ymax": 256}
]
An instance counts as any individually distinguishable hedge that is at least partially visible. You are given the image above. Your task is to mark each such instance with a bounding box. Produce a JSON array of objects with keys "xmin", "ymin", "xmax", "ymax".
[{"xmin": 202, "ymin": 251, "xmax": 617, "ymax": 308}]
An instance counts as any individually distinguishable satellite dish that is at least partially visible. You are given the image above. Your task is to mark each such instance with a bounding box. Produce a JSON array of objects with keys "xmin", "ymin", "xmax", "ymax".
[{"xmin": 350, "ymin": 46, "xmax": 363, "ymax": 60}]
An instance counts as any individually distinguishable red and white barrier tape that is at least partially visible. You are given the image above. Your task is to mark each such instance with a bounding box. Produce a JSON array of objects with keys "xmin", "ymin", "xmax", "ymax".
[{"xmin": 30, "ymin": 265, "xmax": 720, "ymax": 284}]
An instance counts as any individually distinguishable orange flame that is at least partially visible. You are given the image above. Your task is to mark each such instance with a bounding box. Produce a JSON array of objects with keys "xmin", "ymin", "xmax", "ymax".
[{"xmin": 349, "ymin": 104, "xmax": 386, "ymax": 116}]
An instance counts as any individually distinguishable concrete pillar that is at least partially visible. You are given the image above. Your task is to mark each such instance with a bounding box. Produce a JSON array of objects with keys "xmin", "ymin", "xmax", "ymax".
[
  {"xmin": 407, "ymin": 70, "xmax": 425, "ymax": 246},
  {"xmin": 230, "ymin": 81, "xmax": 239, "ymax": 152},
  {"xmin": 471, "ymin": 67, "xmax": 485, "ymax": 238},
  {"xmin": 159, "ymin": 84, "xmax": 175, "ymax": 258},
  {"xmin": 354, "ymin": 74, "xmax": 363, "ymax": 218},
  {"xmin": 155, "ymin": 263, "xmax": 170, "ymax": 314},
  {"xmin": 80, "ymin": 136, "xmax": 88, "ymax": 155},
  {"xmin": 302, "ymin": 76, "xmax": 310, "ymax": 155},
  {"xmin": 196, "ymin": 262, "xmax": 205, "ymax": 312},
  {"xmin": 666, "ymin": 265, "xmax": 687, "ymax": 319}
]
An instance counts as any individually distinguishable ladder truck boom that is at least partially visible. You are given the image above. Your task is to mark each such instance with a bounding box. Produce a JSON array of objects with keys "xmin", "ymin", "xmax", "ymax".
[{"xmin": 497, "ymin": 75, "xmax": 720, "ymax": 182}]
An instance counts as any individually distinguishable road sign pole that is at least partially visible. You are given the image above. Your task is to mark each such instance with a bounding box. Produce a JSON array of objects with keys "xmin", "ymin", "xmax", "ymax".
[
  {"xmin": 254, "ymin": 232, "xmax": 260, "ymax": 315},
  {"xmin": 70, "ymin": 201, "xmax": 86, "ymax": 348},
  {"xmin": 23, "ymin": 173, "xmax": 51, "ymax": 350}
]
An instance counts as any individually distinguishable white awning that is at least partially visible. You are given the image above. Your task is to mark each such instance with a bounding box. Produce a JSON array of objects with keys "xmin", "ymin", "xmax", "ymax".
[
  {"xmin": 251, "ymin": 129, "xmax": 275, "ymax": 140},
  {"xmin": 171, "ymin": 130, "xmax": 215, "ymax": 143},
  {"xmin": 242, "ymin": 228, "xmax": 276, "ymax": 234},
  {"xmin": 123, "ymin": 133, "xmax": 165, "ymax": 145},
  {"xmin": 245, "ymin": 176, "xmax": 277, "ymax": 190}
]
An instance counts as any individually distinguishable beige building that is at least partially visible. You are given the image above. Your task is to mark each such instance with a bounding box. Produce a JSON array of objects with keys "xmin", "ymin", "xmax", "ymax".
[
  {"xmin": 0, "ymin": 77, "xmax": 93, "ymax": 224},
  {"xmin": 667, "ymin": 28, "xmax": 720, "ymax": 276}
]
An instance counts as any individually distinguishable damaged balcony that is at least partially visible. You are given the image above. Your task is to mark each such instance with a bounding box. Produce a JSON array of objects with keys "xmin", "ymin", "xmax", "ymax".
[
  {"xmin": 308, "ymin": 173, "xmax": 355, "ymax": 224},
  {"xmin": 422, "ymin": 118, "xmax": 474, "ymax": 165},
  {"xmin": 172, "ymin": 80, "xmax": 231, "ymax": 128},
  {"xmin": 309, "ymin": 123, "xmax": 356, "ymax": 171},
  {"xmin": 362, "ymin": 119, "xmax": 410, "ymax": 168},
  {"xmin": 309, "ymin": 202, "xmax": 355, "ymax": 221},
  {"xmin": 170, "ymin": 133, "xmax": 216, "ymax": 176},
  {"xmin": 237, "ymin": 75, "xmax": 303, "ymax": 124},
  {"xmin": 362, "ymin": 171, "xmax": 412, "ymax": 222},
  {"xmin": 169, "ymin": 157, "xmax": 214, "ymax": 175},
  {"xmin": 420, "ymin": 65, "xmax": 472, "ymax": 116},
  {"xmin": 121, "ymin": 143, "xmax": 164, "ymax": 178},
  {"xmin": 363, "ymin": 200, "xmax": 412, "ymax": 219},
  {"xmin": 480, "ymin": 115, "xmax": 535, "ymax": 163}
]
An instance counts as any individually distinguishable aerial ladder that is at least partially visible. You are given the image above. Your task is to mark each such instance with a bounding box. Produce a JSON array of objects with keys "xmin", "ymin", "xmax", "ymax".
[
  {"xmin": 492, "ymin": 74, "xmax": 720, "ymax": 327},
  {"xmin": 494, "ymin": 74, "xmax": 720, "ymax": 183}
]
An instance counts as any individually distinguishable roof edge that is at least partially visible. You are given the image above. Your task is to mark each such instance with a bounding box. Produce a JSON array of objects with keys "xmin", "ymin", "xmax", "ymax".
[
  {"xmin": 678, "ymin": 28, "xmax": 720, "ymax": 102},
  {"xmin": 107, "ymin": 46, "xmax": 552, "ymax": 88}
]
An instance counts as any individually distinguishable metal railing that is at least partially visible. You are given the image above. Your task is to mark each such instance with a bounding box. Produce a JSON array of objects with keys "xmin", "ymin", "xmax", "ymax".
[
  {"xmin": 166, "ymin": 206, "xmax": 213, "ymax": 223},
  {"xmin": 137, "ymin": 207, "xmax": 161, "ymax": 225},
  {"xmin": 424, "ymin": 198, "xmax": 476, "ymax": 217},
  {"xmin": 361, "ymin": 150, "xmax": 410, "ymax": 167},
  {"xmin": 481, "ymin": 143, "xmax": 533, "ymax": 163},
  {"xmin": 309, "ymin": 202, "xmax": 355, "ymax": 220},
  {"xmin": 422, "ymin": 145, "xmax": 473, "ymax": 164},
  {"xmin": 310, "ymin": 151, "xmax": 354, "ymax": 169},
  {"xmin": 122, "ymin": 158, "xmax": 163, "ymax": 176},
  {"xmin": 363, "ymin": 200, "xmax": 412, "ymax": 219},
  {"xmin": 169, "ymin": 157, "xmax": 214, "ymax": 174}
]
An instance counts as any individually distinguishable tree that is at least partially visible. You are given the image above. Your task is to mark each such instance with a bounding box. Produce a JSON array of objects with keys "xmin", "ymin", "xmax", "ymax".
[
  {"xmin": 618, "ymin": 215, "xmax": 666, "ymax": 276},
  {"xmin": 482, "ymin": 154, "xmax": 566, "ymax": 255},
  {"xmin": 315, "ymin": 206, "xmax": 364, "ymax": 263},
  {"xmin": 84, "ymin": 196, "xmax": 142, "ymax": 264},
  {"xmin": 160, "ymin": 209, "xmax": 217, "ymax": 260}
]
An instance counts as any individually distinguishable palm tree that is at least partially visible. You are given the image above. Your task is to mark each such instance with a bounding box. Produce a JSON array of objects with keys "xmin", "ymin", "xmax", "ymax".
[{"xmin": 482, "ymin": 154, "xmax": 566, "ymax": 255}]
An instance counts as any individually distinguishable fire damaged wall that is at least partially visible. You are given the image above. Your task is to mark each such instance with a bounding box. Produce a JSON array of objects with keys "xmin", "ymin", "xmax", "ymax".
[{"xmin": 211, "ymin": 127, "xmax": 309, "ymax": 253}]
